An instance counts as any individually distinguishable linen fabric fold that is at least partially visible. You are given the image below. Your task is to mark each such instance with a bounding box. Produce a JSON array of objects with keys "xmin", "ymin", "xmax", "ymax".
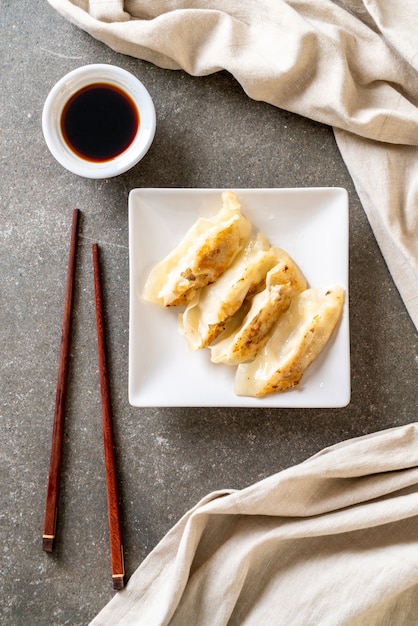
[
  {"xmin": 89, "ymin": 423, "xmax": 418, "ymax": 625},
  {"xmin": 46, "ymin": 0, "xmax": 418, "ymax": 331}
]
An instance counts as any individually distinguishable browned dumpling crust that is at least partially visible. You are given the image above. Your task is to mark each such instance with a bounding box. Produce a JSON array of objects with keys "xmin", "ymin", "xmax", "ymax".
[
  {"xmin": 234, "ymin": 287, "xmax": 344, "ymax": 397},
  {"xmin": 179, "ymin": 233, "xmax": 278, "ymax": 350},
  {"xmin": 142, "ymin": 190, "xmax": 251, "ymax": 307},
  {"xmin": 210, "ymin": 249, "xmax": 307, "ymax": 365}
]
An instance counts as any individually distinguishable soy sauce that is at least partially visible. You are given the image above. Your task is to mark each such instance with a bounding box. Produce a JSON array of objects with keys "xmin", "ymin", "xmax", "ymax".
[{"xmin": 60, "ymin": 83, "xmax": 139, "ymax": 162}]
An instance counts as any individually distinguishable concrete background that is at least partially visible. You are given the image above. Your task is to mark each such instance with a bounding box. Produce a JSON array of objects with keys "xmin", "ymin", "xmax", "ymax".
[{"xmin": 1, "ymin": 1, "xmax": 417, "ymax": 624}]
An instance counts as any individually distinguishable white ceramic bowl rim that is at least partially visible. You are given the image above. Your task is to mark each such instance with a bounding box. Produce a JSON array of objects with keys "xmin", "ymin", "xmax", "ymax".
[{"xmin": 42, "ymin": 64, "xmax": 156, "ymax": 179}]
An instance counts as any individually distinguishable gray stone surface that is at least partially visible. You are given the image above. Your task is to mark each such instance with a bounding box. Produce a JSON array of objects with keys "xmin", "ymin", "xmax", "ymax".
[{"xmin": 1, "ymin": 1, "xmax": 417, "ymax": 625}]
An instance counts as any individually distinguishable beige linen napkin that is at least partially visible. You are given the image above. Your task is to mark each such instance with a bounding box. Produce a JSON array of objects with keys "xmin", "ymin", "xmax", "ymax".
[
  {"xmin": 87, "ymin": 423, "xmax": 418, "ymax": 625},
  {"xmin": 46, "ymin": 0, "xmax": 418, "ymax": 330}
]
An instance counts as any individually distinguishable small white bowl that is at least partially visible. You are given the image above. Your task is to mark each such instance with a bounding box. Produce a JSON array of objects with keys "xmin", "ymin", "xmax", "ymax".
[{"xmin": 42, "ymin": 64, "xmax": 156, "ymax": 179}]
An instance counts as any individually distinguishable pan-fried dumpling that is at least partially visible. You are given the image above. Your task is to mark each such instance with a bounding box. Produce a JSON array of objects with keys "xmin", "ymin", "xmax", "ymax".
[
  {"xmin": 210, "ymin": 250, "xmax": 307, "ymax": 365},
  {"xmin": 179, "ymin": 233, "xmax": 278, "ymax": 350},
  {"xmin": 234, "ymin": 287, "xmax": 344, "ymax": 396},
  {"xmin": 210, "ymin": 283, "xmax": 291, "ymax": 365},
  {"xmin": 142, "ymin": 190, "xmax": 251, "ymax": 307}
]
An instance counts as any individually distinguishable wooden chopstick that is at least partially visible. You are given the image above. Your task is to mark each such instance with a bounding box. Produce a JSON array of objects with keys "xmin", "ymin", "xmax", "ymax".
[
  {"xmin": 92, "ymin": 243, "xmax": 125, "ymax": 591},
  {"xmin": 43, "ymin": 208, "xmax": 80, "ymax": 552}
]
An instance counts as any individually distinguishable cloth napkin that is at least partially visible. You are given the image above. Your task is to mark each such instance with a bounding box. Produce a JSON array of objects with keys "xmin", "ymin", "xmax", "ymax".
[
  {"xmin": 86, "ymin": 423, "xmax": 418, "ymax": 625},
  {"xmin": 46, "ymin": 0, "xmax": 418, "ymax": 331}
]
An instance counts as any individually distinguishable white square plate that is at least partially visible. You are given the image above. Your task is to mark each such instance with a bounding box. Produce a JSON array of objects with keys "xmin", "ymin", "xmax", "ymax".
[{"xmin": 129, "ymin": 188, "xmax": 350, "ymax": 408}]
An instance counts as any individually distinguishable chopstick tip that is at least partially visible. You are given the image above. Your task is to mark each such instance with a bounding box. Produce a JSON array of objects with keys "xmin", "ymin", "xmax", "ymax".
[
  {"xmin": 42, "ymin": 536, "xmax": 54, "ymax": 552},
  {"xmin": 112, "ymin": 575, "xmax": 125, "ymax": 591}
]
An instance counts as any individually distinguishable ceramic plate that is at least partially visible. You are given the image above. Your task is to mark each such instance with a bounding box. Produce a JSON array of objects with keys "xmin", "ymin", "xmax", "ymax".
[{"xmin": 128, "ymin": 188, "xmax": 350, "ymax": 407}]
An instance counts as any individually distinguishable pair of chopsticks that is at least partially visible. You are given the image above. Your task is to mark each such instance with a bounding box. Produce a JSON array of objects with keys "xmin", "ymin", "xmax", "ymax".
[{"xmin": 42, "ymin": 208, "xmax": 125, "ymax": 591}]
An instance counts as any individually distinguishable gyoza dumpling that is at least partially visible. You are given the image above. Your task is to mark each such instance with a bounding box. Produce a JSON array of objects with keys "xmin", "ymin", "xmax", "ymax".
[
  {"xmin": 210, "ymin": 250, "xmax": 307, "ymax": 365},
  {"xmin": 142, "ymin": 191, "xmax": 251, "ymax": 307},
  {"xmin": 234, "ymin": 287, "xmax": 344, "ymax": 396},
  {"xmin": 210, "ymin": 283, "xmax": 291, "ymax": 365},
  {"xmin": 179, "ymin": 233, "xmax": 278, "ymax": 350}
]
